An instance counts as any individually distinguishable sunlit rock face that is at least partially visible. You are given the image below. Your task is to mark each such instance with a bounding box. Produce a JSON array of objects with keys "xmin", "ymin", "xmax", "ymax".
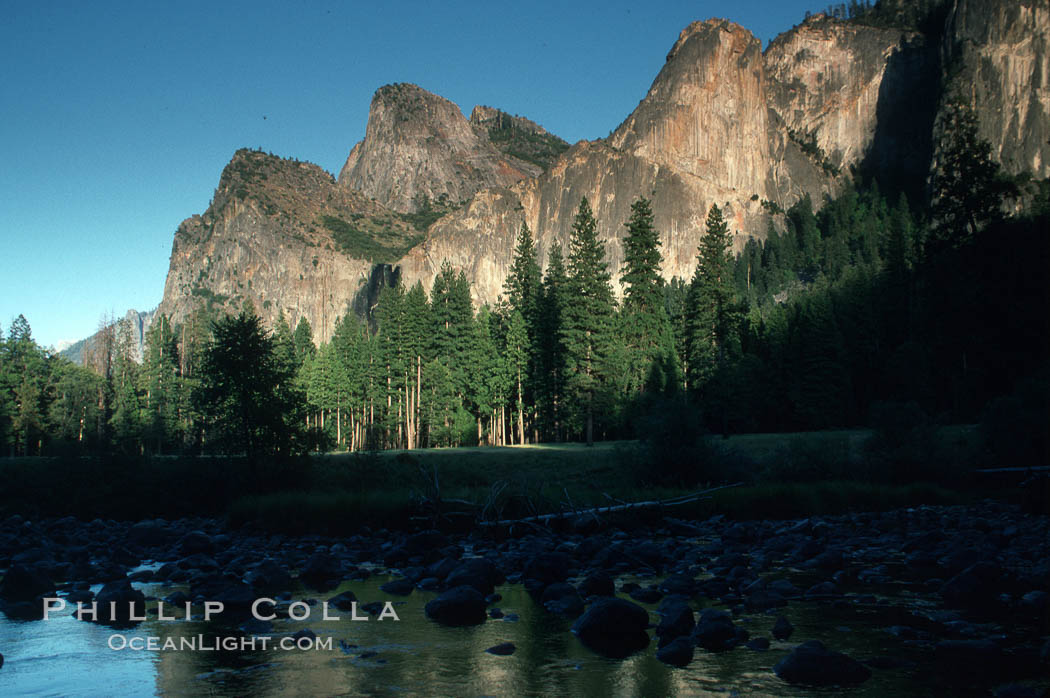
[
  {"xmin": 765, "ymin": 15, "xmax": 931, "ymax": 171},
  {"xmin": 157, "ymin": 150, "xmax": 385, "ymax": 345},
  {"xmin": 396, "ymin": 19, "xmax": 836, "ymax": 306},
  {"xmin": 147, "ymin": 1, "xmax": 1046, "ymax": 341},
  {"xmin": 337, "ymin": 83, "xmax": 543, "ymax": 214},
  {"xmin": 943, "ymin": 0, "xmax": 1050, "ymax": 176}
]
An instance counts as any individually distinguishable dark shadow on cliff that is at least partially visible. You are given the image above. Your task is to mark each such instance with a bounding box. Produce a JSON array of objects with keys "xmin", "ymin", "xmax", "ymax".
[
  {"xmin": 856, "ymin": 36, "xmax": 941, "ymax": 205},
  {"xmin": 352, "ymin": 263, "xmax": 401, "ymax": 327}
]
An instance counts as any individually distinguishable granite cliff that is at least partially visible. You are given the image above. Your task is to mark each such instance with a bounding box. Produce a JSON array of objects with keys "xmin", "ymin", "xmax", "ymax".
[
  {"xmin": 337, "ymin": 83, "xmax": 566, "ymax": 214},
  {"xmin": 140, "ymin": 0, "xmax": 1046, "ymax": 349},
  {"xmin": 155, "ymin": 149, "xmax": 420, "ymax": 343}
]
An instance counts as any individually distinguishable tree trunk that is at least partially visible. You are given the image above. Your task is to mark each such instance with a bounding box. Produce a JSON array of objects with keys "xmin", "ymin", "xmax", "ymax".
[{"xmin": 586, "ymin": 394, "xmax": 594, "ymax": 447}]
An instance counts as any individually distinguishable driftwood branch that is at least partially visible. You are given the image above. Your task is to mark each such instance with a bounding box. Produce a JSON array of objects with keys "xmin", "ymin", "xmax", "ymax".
[{"xmin": 478, "ymin": 482, "xmax": 742, "ymax": 528}]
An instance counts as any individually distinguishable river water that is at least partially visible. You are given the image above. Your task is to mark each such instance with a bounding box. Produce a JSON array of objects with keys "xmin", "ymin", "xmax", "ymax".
[{"xmin": 0, "ymin": 571, "xmax": 1008, "ymax": 697}]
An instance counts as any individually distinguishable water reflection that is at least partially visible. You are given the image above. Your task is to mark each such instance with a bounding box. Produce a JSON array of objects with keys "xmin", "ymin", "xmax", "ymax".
[{"xmin": 0, "ymin": 573, "xmax": 1036, "ymax": 696}]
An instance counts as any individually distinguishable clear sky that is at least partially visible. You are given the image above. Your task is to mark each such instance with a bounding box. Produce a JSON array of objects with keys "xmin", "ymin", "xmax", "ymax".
[{"xmin": 1, "ymin": 0, "xmax": 817, "ymax": 350}]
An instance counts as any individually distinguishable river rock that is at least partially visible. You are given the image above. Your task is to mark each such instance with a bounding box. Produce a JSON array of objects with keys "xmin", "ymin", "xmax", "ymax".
[
  {"xmin": 244, "ymin": 559, "xmax": 292, "ymax": 591},
  {"xmin": 425, "ymin": 585, "xmax": 487, "ymax": 626},
  {"xmin": 774, "ymin": 640, "xmax": 872, "ymax": 686},
  {"xmin": 213, "ymin": 582, "xmax": 255, "ymax": 615},
  {"xmin": 935, "ymin": 639, "xmax": 1002, "ymax": 663},
  {"xmin": 692, "ymin": 609, "xmax": 740, "ymax": 652},
  {"xmin": 745, "ymin": 589, "xmax": 787, "ymax": 612},
  {"xmin": 177, "ymin": 530, "xmax": 214, "ymax": 556},
  {"xmin": 299, "ymin": 551, "xmax": 343, "ymax": 590},
  {"xmin": 327, "ymin": 591, "xmax": 358, "ymax": 611},
  {"xmin": 656, "ymin": 635, "xmax": 695, "ymax": 667},
  {"xmin": 524, "ymin": 552, "xmax": 572, "ymax": 587},
  {"xmin": 655, "ymin": 600, "xmax": 695, "ymax": 643},
  {"xmin": 658, "ymin": 574, "xmax": 697, "ymax": 597},
  {"xmin": 425, "ymin": 557, "xmax": 459, "ymax": 581},
  {"xmin": 940, "ymin": 562, "xmax": 1002, "ymax": 610},
  {"xmin": 92, "ymin": 579, "xmax": 146, "ymax": 625},
  {"xmin": 747, "ymin": 637, "xmax": 771, "ymax": 651},
  {"xmin": 485, "ymin": 642, "xmax": 515, "ymax": 655},
  {"xmin": 0, "ymin": 564, "xmax": 54, "ymax": 602},
  {"xmin": 629, "ymin": 586, "xmax": 663, "ymax": 604},
  {"xmin": 579, "ymin": 571, "xmax": 615, "ymax": 597},
  {"xmin": 380, "ymin": 578, "xmax": 415, "ymax": 596},
  {"xmin": 444, "ymin": 558, "xmax": 502, "ymax": 595},
  {"xmin": 541, "ymin": 583, "xmax": 584, "ymax": 617},
  {"xmin": 572, "ymin": 598, "xmax": 650, "ymax": 658},
  {"xmin": 772, "ymin": 615, "xmax": 794, "ymax": 641}
]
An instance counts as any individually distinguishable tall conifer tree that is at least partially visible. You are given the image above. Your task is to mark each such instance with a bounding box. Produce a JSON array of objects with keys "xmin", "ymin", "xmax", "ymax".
[
  {"xmin": 619, "ymin": 196, "xmax": 675, "ymax": 394},
  {"xmin": 561, "ymin": 197, "xmax": 616, "ymax": 445},
  {"xmin": 686, "ymin": 203, "xmax": 739, "ymax": 395}
]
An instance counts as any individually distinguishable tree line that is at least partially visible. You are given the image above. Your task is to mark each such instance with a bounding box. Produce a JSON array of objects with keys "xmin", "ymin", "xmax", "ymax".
[{"xmin": 2, "ymin": 100, "xmax": 1045, "ymax": 458}]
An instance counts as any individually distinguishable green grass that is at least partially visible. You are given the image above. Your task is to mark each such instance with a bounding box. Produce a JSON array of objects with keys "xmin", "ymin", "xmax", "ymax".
[{"xmin": 0, "ymin": 427, "xmax": 992, "ymax": 534}]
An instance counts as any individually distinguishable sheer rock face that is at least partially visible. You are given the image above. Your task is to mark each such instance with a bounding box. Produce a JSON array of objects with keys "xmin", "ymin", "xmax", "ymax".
[
  {"xmin": 944, "ymin": 0, "xmax": 1050, "ymax": 176},
  {"xmin": 610, "ymin": 20, "xmax": 778, "ymax": 197},
  {"xmin": 397, "ymin": 19, "xmax": 835, "ymax": 306},
  {"xmin": 765, "ymin": 15, "xmax": 926, "ymax": 172},
  {"xmin": 148, "ymin": 1, "xmax": 1045, "ymax": 341},
  {"xmin": 156, "ymin": 150, "xmax": 408, "ymax": 344},
  {"xmin": 337, "ymin": 83, "xmax": 542, "ymax": 213}
]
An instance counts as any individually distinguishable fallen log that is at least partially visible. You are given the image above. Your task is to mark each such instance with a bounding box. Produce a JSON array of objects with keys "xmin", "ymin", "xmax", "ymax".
[{"xmin": 478, "ymin": 482, "xmax": 742, "ymax": 528}]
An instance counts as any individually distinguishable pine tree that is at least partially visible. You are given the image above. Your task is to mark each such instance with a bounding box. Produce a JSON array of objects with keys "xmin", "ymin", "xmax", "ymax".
[
  {"xmin": 503, "ymin": 221, "xmax": 542, "ymax": 323},
  {"xmin": 431, "ymin": 263, "xmax": 474, "ymax": 383},
  {"xmin": 504, "ymin": 308, "xmax": 529, "ymax": 444},
  {"xmin": 194, "ymin": 308, "xmax": 304, "ymax": 456},
  {"xmin": 331, "ymin": 313, "xmax": 368, "ymax": 450},
  {"xmin": 619, "ymin": 196, "xmax": 675, "ymax": 394},
  {"xmin": 48, "ymin": 361, "xmax": 102, "ymax": 450},
  {"xmin": 537, "ymin": 242, "xmax": 569, "ymax": 440},
  {"xmin": 401, "ymin": 282, "xmax": 430, "ymax": 449},
  {"xmin": 561, "ymin": 197, "xmax": 616, "ymax": 445},
  {"xmin": 2, "ymin": 316, "xmax": 48, "ymax": 455},
  {"xmin": 503, "ymin": 220, "xmax": 543, "ymax": 439},
  {"xmin": 141, "ymin": 314, "xmax": 182, "ymax": 453},
  {"xmin": 929, "ymin": 97, "xmax": 1007, "ymax": 251},
  {"xmin": 293, "ymin": 317, "xmax": 316, "ymax": 365},
  {"xmin": 468, "ymin": 305, "xmax": 500, "ymax": 445},
  {"xmin": 273, "ymin": 310, "xmax": 296, "ymax": 376},
  {"xmin": 685, "ymin": 204, "xmax": 739, "ymax": 394},
  {"xmin": 109, "ymin": 317, "xmax": 142, "ymax": 454}
]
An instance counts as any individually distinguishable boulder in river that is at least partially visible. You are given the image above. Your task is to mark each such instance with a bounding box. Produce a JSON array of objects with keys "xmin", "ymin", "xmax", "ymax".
[
  {"xmin": 655, "ymin": 600, "xmax": 695, "ymax": 644},
  {"xmin": 572, "ymin": 598, "xmax": 650, "ymax": 659},
  {"xmin": 579, "ymin": 571, "xmax": 615, "ymax": 598},
  {"xmin": 91, "ymin": 579, "xmax": 146, "ymax": 626},
  {"xmin": 485, "ymin": 642, "xmax": 515, "ymax": 656},
  {"xmin": 541, "ymin": 583, "xmax": 584, "ymax": 617},
  {"xmin": 774, "ymin": 640, "xmax": 872, "ymax": 686},
  {"xmin": 444, "ymin": 558, "xmax": 502, "ymax": 596},
  {"xmin": 692, "ymin": 609, "xmax": 740, "ymax": 652},
  {"xmin": 940, "ymin": 562, "xmax": 1002, "ymax": 610},
  {"xmin": 772, "ymin": 615, "xmax": 794, "ymax": 641},
  {"xmin": 0, "ymin": 564, "xmax": 54, "ymax": 602},
  {"xmin": 656, "ymin": 635, "xmax": 695, "ymax": 667},
  {"xmin": 425, "ymin": 585, "xmax": 487, "ymax": 626}
]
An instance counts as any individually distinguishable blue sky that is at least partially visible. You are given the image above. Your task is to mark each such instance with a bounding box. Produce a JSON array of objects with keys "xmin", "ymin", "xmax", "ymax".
[{"xmin": 1, "ymin": 0, "xmax": 817, "ymax": 350}]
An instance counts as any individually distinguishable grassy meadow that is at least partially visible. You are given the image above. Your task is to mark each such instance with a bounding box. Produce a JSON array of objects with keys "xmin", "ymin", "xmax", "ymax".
[{"xmin": 0, "ymin": 424, "xmax": 1015, "ymax": 535}]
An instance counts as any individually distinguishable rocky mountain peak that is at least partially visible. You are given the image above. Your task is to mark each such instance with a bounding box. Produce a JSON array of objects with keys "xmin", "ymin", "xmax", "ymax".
[
  {"xmin": 337, "ymin": 83, "xmax": 542, "ymax": 214},
  {"xmin": 610, "ymin": 18, "xmax": 773, "ymax": 196}
]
